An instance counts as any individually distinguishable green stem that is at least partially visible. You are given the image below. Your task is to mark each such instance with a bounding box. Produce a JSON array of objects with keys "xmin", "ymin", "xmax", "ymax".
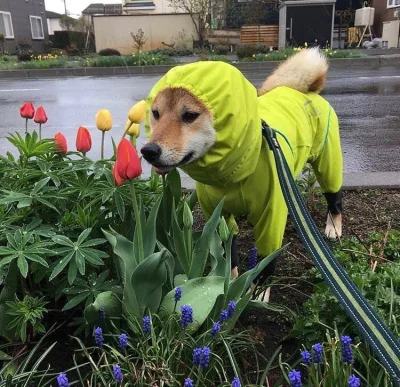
[
  {"xmin": 25, "ymin": 118, "xmax": 28, "ymax": 133},
  {"xmin": 129, "ymin": 134, "xmax": 136, "ymax": 147},
  {"xmin": 162, "ymin": 174, "xmax": 168, "ymax": 228},
  {"xmin": 101, "ymin": 131, "xmax": 105, "ymax": 159},
  {"xmin": 39, "ymin": 123, "xmax": 42, "ymax": 140},
  {"xmin": 130, "ymin": 179, "xmax": 144, "ymax": 262}
]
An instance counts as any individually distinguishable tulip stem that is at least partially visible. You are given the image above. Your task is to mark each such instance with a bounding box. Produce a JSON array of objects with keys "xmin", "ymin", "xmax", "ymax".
[
  {"xmin": 120, "ymin": 127, "xmax": 129, "ymax": 142},
  {"xmin": 25, "ymin": 118, "xmax": 28, "ymax": 134},
  {"xmin": 101, "ymin": 131, "xmax": 105, "ymax": 159},
  {"xmin": 39, "ymin": 124, "xmax": 42, "ymax": 140},
  {"xmin": 129, "ymin": 135, "xmax": 136, "ymax": 147},
  {"xmin": 130, "ymin": 179, "xmax": 144, "ymax": 262}
]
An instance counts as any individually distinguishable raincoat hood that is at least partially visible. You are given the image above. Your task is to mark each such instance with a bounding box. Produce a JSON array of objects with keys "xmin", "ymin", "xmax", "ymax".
[{"xmin": 145, "ymin": 61, "xmax": 262, "ymax": 186}]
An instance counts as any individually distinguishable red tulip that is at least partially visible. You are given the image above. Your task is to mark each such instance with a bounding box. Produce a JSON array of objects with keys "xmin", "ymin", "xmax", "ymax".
[
  {"xmin": 116, "ymin": 139, "xmax": 142, "ymax": 180},
  {"xmin": 54, "ymin": 132, "xmax": 67, "ymax": 154},
  {"xmin": 76, "ymin": 126, "xmax": 92, "ymax": 154},
  {"xmin": 20, "ymin": 102, "xmax": 35, "ymax": 119},
  {"xmin": 113, "ymin": 162, "xmax": 125, "ymax": 186},
  {"xmin": 34, "ymin": 106, "xmax": 48, "ymax": 124}
]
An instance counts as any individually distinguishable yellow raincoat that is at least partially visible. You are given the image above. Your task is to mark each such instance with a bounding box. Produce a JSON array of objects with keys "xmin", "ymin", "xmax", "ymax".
[{"xmin": 145, "ymin": 61, "xmax": 342, "ymax": 257}]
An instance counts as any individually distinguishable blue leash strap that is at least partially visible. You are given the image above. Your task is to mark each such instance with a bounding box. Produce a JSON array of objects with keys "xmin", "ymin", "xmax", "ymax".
[{"xmin": 261, "ymin": 120, "xmax": 400, "ymax": 385}]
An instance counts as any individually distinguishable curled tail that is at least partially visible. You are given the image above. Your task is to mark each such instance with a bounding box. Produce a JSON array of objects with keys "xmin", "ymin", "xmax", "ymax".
[{"xmin": 258, "ymin": 48, "xmax": 328, "ymax": 96}]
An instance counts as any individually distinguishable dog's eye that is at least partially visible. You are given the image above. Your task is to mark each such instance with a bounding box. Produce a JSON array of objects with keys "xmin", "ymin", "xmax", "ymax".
[
  {"xmin": 152, "ymin": 110, "xmax": 160, "ymax": 120},
  {"xmin": 182, "ymin": 112, "xmax": 200, "ymax": 123}
]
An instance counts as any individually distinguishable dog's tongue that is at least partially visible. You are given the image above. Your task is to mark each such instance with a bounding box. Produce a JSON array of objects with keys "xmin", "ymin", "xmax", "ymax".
[{"xmin": 154, "ymin": 167, "xmax": 168, "ymax": 176}]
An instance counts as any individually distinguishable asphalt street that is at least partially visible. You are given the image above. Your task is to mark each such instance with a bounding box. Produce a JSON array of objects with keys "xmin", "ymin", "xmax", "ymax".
[{"xmin": 0, "ymin": 65, "xmax": 399, "ymax": 187}]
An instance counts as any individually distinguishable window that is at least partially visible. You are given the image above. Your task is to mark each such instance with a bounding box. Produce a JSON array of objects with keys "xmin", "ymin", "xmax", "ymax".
[
  {"xmin": 30, "ymin": 16, "xmax": 44, "ymax": 39},
  {"xmin": 0, "ymin": 12, "xmax": 14, "ymax": 39},
  {"xmin": 387, "ymin": 0, "xmax": 400, "ymax": 8}
]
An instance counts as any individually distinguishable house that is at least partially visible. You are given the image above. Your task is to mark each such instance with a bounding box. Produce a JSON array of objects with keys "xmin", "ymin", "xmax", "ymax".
[
  {"xmin": 46, "ymin": 11, "xmax": 66, "ymax": 36},
  {"xmin": 0, "ymin": 0, "xmax": 49, "ymax": 54},
  {"xmin": 370, "ymin": 0, "xmax": 400, "ymax": 39}
]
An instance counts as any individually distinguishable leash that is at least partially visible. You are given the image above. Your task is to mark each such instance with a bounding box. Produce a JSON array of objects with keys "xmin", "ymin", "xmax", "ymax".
[{"xmin": 261, "ymin": 121, "xmax": 400, "ymax": 385}]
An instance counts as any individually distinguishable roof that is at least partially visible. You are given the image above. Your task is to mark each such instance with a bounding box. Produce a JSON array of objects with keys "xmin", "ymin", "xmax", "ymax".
[
  {"xmin": 46, "ymin": 11, "xmax": 64, "ymax": 19},
  {"xmin": 82, "ymin": 3, "xmax": 123, "ymax": 15}
]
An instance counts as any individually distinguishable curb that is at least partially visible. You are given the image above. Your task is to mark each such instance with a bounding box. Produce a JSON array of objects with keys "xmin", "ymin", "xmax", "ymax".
[{"xmin": 1, "ymin": 56, "xmax": 400, "ymax": 79}]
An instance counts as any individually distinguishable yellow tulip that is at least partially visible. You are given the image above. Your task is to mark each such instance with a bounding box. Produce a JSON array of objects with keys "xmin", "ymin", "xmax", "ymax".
[
  {"xmin": 126, "ymin": 120, "xmax": 140, "ymax": 137},
  {"xmin": 128, "ymin": 100, "xmax": 146, "ymax": 124},
  {"xmin": 96, "ymin": 109, "xmax": 113, "ymax": 132}
]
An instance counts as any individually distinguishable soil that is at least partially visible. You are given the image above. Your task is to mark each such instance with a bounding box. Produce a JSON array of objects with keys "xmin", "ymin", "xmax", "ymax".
[{"xmin": 193, "ymin": 188, "xmax": 400, "ymax": 385}]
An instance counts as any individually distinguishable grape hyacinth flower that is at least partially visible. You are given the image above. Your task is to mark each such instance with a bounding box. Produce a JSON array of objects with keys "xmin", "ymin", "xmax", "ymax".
[
  {"xmin": 193, "ymin": 346, "xmax": 211, "ymax": 368},
  {"xmin": 300, "ymin": 350, "xmax": 311, "ymax": 366},
  {"xmin": 248, "ymin": 247, "xmax": 258, "ymax": 270},
  {"xmin": 227, "ymin": 300, "xmax": 237, "ymax": 318},
  {"xmin": 312, "ymin": 343, "xmax": 323, "ymax": 363},
  {"xmin": 174, "ymin": 286, "xmax": 182, "ymax": 302},
  {"xmin": 232, "ymin": 376, "xmax": 241, "ymax": 387},
  {"xmin": 99, "ymin": 307, "xmax": 105, "ymax": 320},
  {"xmin": 220, "ymin": 309, "xmax": 229, "ymax": 322},
  {"xmin": 348, "ymin": 374, "xmax": 361, "ymax": 387},
  {"xmin": 288, "ymin": 369, "xmax": 302, "ymax": 387},
  {"xmin": 57, "ymin": 373, "xmax": 70, "ymax": 387},
  {"xmin": 112, "ymin": 364, "xmax": 123, "ymax": 384},
  {"xmin": 211, "ymin": 322, "xmax": 221, "ymax": 336},
  {"xmin": 142, "ymin": 316, "xmax": 151, "ymax": 334},
  {"xmin": 341, "ymin": 335, "xmax": 353, "ymax": 364},
  {"xmin": 184, "ymin": 377, "xmax": 194, "ymax": 387},
  {"xmin": 119, "ymin": 333, "xmax": 128, "ymax": 349},
  {"xmin": 94, "ymin": 327, "xmax": 104, "ymax": 348},
  {"xmin": 180, "ymin": 305, "xmax": 193, "ymax": 329}
]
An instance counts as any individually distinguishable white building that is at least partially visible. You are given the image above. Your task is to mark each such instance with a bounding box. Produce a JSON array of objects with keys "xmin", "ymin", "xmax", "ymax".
[{"xmin": 46, "ymin": 11, "xmax": 67, "ymax": 35}]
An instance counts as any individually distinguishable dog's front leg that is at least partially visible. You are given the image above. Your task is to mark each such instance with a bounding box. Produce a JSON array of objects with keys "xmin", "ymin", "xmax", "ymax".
[
  {"xmin": 231, "ymin": 236, "xmax": 239, "ymax": 279},
  {"xmin": 324, "ymin": 190, "xmax": 343, "ymax": 239}
]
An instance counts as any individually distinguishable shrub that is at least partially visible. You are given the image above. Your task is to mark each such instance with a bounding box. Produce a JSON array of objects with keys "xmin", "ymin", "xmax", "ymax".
[
  {"xmin": 236, "ymin": 44, "xmax": 256, "ymax": 59},
  {"xmin": 17, "ymin": 52, "xmax": 32, "ymax": 62},
  {"xmin": 214, "ymin": 44, "xmax": 230, "ymax": 55},
  {"xmin": 255, "ymin": 43, "xmax": 270, "ymax": 53},
  {"xmin": 98, "ymin": 48, "xmax": 122, "ymax": 56}
]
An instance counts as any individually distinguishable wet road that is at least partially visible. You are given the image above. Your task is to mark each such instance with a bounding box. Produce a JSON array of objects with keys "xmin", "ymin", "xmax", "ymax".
[{"xmin": 0, "ymin": 66, "xmax": 399, "ymax": 181}]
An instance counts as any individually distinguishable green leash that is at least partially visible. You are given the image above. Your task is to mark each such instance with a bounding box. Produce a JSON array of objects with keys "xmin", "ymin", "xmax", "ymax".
[{"xmin": 262, "ymin": 121, "xmax": 400, "ymax": 385}]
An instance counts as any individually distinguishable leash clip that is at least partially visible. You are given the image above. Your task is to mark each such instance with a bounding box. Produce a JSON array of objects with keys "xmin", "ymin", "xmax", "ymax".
[{"xmin": 261, "ymin": 120, "xmax": 280, "ymax": 150}]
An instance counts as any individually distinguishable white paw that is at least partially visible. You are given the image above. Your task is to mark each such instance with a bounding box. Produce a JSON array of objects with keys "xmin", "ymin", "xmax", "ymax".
[
  {"xmin": 256, "ymin": 287, "xmax": 271, "ymax": 303},
  {"xmin": 231, "ymin": 267, "xmax": 239, "ymax": 280},
  {"xmin": 325, "ymin": 213, "xmax": 342, "ymax": 239}
]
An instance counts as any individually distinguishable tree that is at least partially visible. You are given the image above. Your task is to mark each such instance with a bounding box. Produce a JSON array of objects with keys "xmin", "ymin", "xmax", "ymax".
[
  {"xmin": 168, "ymin": 0, "xmax": 209, "ymax": 47},
  {"xmin": 59, "ymin": 15, "xmax": 77, "ymax": 31}
]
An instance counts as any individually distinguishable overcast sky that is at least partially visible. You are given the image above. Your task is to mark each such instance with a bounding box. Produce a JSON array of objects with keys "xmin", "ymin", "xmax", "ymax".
[{"xmin": 45, "ymin": 0, "xmax": 122, "ymax": 17}]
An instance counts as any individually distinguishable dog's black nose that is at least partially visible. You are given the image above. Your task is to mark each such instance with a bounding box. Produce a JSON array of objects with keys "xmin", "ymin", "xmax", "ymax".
[{"xmin": 141, "ymin": 143, "xmax": 162, "ymax": 163}]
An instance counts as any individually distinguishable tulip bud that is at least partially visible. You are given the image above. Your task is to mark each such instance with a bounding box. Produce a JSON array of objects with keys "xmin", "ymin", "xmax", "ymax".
[
  {"xmin": 116, "ymin": 139, "xmax": 142, "ymax": 180},
  {"xmin": 54, "ymin": 132, "xmax": 67, "ymax": 154},
  {"xmin": 183, "ymin": 201, "xmax": 193, "ymax": 229},
  {"xmin": 219, "ymin": 217, "xmax": 230, "ymax": 242},
  {"xmin": 76, "ymin": 126, "xmax": 92, "ymax": 154},
  {"xmin": 128, "ymin": 100, "xmax": 146, "ymax": 124},
  {"xmin": 34, "ymin": 106, "xmax": 48, "ymax": 124},
  {"xmin": 20, "ymin": 102, "xmax": 35, "ymax": 119},
  {"xmin": 96, "ymin": 109, "xmax": 113, "ymax": 132},
  {"xmin": 126, "ymin": 120, "xmax": 140, "ymax": 137}
]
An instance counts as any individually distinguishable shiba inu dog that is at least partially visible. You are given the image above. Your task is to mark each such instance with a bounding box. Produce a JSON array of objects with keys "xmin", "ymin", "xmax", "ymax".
[{"xmin": 141, "ymin": 48, "xmax": 343, "ymax": 300}]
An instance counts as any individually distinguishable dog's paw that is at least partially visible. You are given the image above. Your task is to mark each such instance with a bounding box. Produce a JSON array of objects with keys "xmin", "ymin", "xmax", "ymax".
[
  {"xmin": 325, "ymin": 213, "xmax": 342, "ymax": 239},
  {"xmin": 231, "ymin": 267, "xmax": 239, "ymax": 280},
  {"xmin": 256, "ymin": 287, "xmax": 271, "ymax": 303}
]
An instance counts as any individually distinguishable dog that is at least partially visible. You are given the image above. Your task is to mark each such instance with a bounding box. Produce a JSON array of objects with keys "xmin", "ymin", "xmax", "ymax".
[{"xmin": 141, "ymin": 48, "xmax": 343, "ymax": 301}]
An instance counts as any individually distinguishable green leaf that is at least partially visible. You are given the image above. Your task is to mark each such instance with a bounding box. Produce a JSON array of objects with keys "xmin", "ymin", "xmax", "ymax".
[
  {"xmin": 23, "ymin": 253, "xmax": 49, "ymax": 268},
  {"xmin": 77, "ymin": 228, "xmax": 92, "ymax": 245},
  {"xmin": 32, "ymin": 177, "xmax": 50, "ymax": 195},
  {"xmin": 53, "ymin": 235, "xmax": 74, "ymax": 247},
  {"xmin": 68, "ymin": 257, "xmax": 78, "ymax": 285},
  {"xmin": 166, "ymin": 169, "xmax": 181, "ymax": 205},
  {"xmin": 80, "ymin": 238, "xmax": 106, "ymax": 248},
  {"xmin": 114, "ymin": 191, "xmax": 125, "ymax": 221},
  {"xmin": 17, "ymin": 255, "xmax": 28, "ymax": 278},
  {"xmin": 143, "ymin": 195, "xmax": 162, "ymax": 257},
  {"xmin": 161, "ymin": 276, "xmax": 224, "ymax": 332},
  {"xmin": 188, "ymin": 199, "xmax": 224, "ymax": 279},
  {"xmin": 49, "ymin": 251, "xmax": 74, "ymax": 281},
  {"xmin": 84, "ymin": 291, "xmax": 121, "ymax": 326},
  {"xmin": 223, "ymin": 293, "xmax": 252, "ymax": 333},
  {"xmin": 172, "ymin": 206, "xmax": 190, "ymax": 275},
  {"xmin": 0, "ymin": 350, "xmax": 11, "ymax": 360},
  {"xmin": 63, "ymin": 291, "xmax": 91, "ymax": 311},
  {"xmin": 131, "ymin": 250, "xmax": 168, "ymax": 315},
  {"xmin": 17, "ymin": 198, "xmax": 33, "ymax": 208},
  {"xmin": 75, "ymin": 250, "xmax": 86, "ymax": 275}
]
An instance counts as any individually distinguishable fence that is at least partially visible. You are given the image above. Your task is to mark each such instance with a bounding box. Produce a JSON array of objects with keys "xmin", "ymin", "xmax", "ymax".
[{"xmin": 240, "ymin": 25, "xmax": 279, "ymax": 47}]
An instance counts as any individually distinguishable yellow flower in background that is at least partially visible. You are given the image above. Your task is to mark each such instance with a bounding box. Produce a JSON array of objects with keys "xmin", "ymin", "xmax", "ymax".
[
  {"xmin": 126, "ymin": 119, "xmax": 140, "ymax": 137},
  {"xmin": 96, "ymin": 109, "xmax": 113, "ymax": 132},
  {"xmin": 128, "ymin": 100, "xmax": 146, "ymax": 124}
]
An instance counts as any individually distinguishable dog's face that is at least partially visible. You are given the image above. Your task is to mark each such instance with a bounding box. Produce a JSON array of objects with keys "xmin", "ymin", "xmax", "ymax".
[{"xmin": 141, "ymin": 87, "xmax": 216, "ymax": 173}]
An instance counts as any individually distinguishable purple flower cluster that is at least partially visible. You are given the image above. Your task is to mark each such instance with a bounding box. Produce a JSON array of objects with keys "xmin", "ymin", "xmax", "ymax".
[
  {"xmin": 99, "ymin": 307, "xmax": 105, "ymax": 320},
  {"xmin": 220, "ymin": 309, "xmax": 229, "ymax": 322},
  {"xmin": 112, "ymin": 364, "xmax": 123, "ymax": 384},
  {"xmin": 184, "ymin": 377, "xmax": 194, "ymax": 387},
  {"xmin": 288, "ymin": 369, "xmax": 302, "ymax": 387},
  {"xmin": 341, "ymin": 335, "xmax": 353, "ymax": 364},
  {"xmin": 193, "ymin": 346, "xmax": 211, "ymax": 368},
  {"xmin": 348, "ymin": 374, "xmax": 361, "ymax": 387},
  {"xmin": 300, "ymin": 350, "xmax": 311, "ymax": 366},
  {"xmin": 57, "ymin": 373, "xmax": 70, "ymax": 387},
  {"xmin": 227, "ymin": 300, "xmax": 236, "ymax": 318},
  {"xmin": 211, "ymin": 322, "xmax": 221, "ymax": 336},
  {"xmin": 312, "ymin": 343, "xmax": 323, "ymax": 363},
  {"xmin": 119, "ymin": 333, "xmax": 128, "ymax": 349},
  {"xmin": 94, "ymin": 327, "xmax": 104, "ymax": 348},
  {"xmin": 180, "ymin": 305, "xmax": 193, "ymax": 329},
  {"xmin": 232, "ymin": 376, "xmax": 241, "ymax": 387},
  {"xmin": 248, "ymin": 247, "xmax": 258, "ymax": 270},
  {"xmin": 142, "ymin": 316, "xmax": 151, "ymax": 334},
  {"xmin": 174, "ymin": 286, "xmax": 182, "ymax": 302}
]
